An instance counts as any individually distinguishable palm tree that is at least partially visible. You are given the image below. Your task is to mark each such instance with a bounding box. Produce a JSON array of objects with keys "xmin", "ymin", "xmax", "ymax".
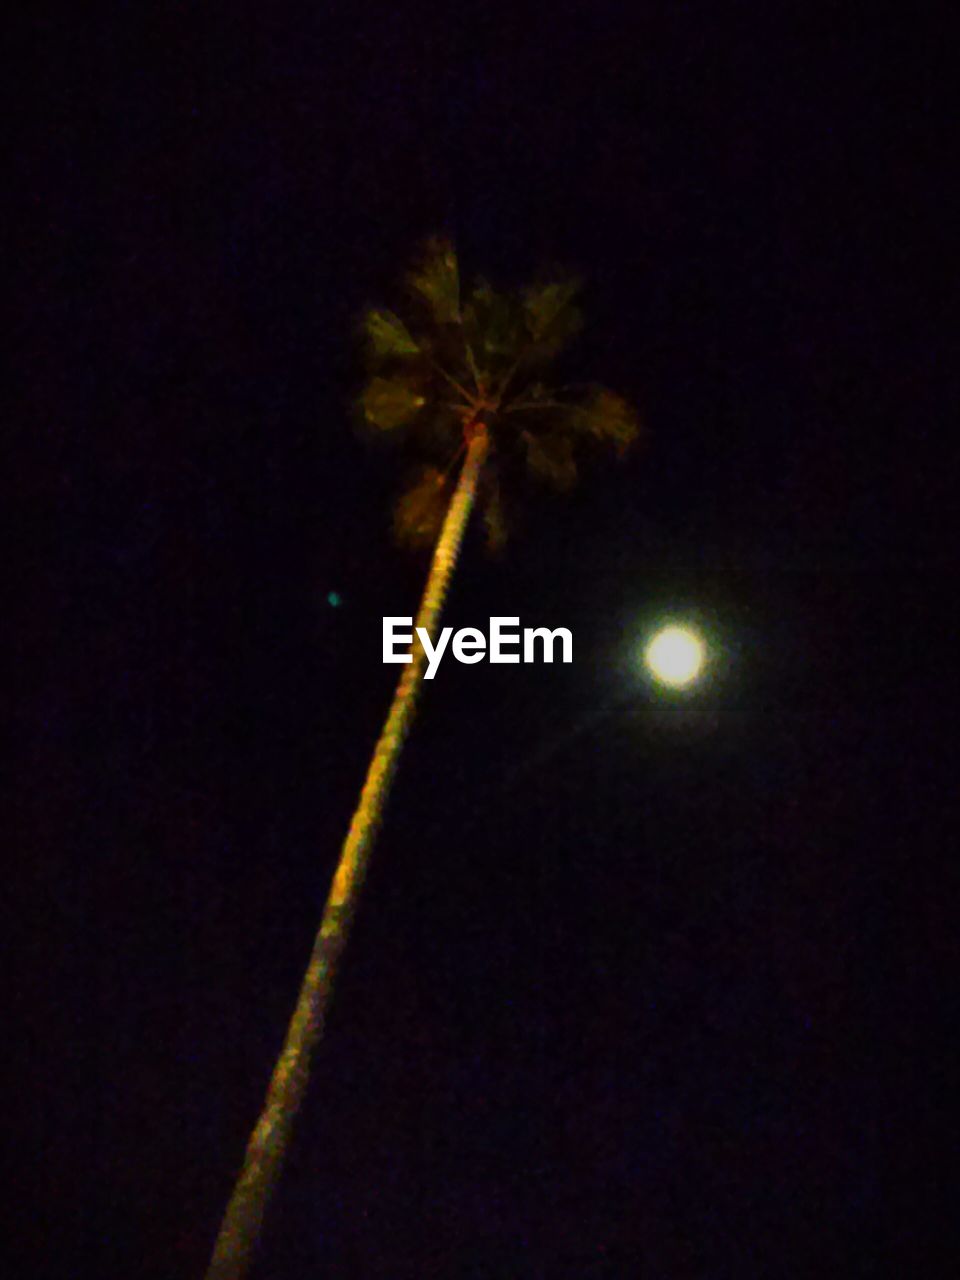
[{"xmin": 205, "ymin": 235, "xmax": 640, "ymax": 1279}]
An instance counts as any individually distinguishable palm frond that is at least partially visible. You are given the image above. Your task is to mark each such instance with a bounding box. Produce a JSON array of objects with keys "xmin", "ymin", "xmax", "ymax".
[
  {"xmin": 522, "ymin": 278, "xmax": 584, "ymax": 357},
  {"xmin": 392, "ymin": 465, "xmax": 450, "ymax": 549},
  {"xmin": 521, "ymin": 430, "xmax": 578, "ymax": 491},
  {"xmin": 406, "ymin": 235, "xmax": 461, "ymax": 326},
  {"xmin": 464, "ymin": 279, "xmax": 527, "ymax": 364},
  {"xmin": 570, "ymin": 387, "xmax": 640, "ymax": 454},
  {"xmin": 361, "ymin": 375, "xmax": 427, "ymax": 431},
  {"xmin": 363, "ymin": 308, "xmax": 421, "ymax": 360}
]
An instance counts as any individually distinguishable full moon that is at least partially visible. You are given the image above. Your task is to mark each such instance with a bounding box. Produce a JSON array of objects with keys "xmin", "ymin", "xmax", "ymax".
[{"xmin": 644, "ymin": 626, "xmax": 705, "ymax": 687}]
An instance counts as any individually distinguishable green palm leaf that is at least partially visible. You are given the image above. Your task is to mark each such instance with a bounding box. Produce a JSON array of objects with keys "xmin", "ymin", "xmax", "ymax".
[
  {"xmin": 364, "ymin": 308, "xmax": 421, "ymax": 359},
  {"xmin": 406, "ymin": 235, "xmax": 461, "ymax": 325},
  {"xmin": 571, "ymin": 388, "xmax": 640, "ymax": 454},
  {"xmin": 361, "ymin": 376, "xmax": 427, "ymax": 430},
  {"xmin": 393, "ymin": 465, "xmax": 450, "ymax": 548},
  {"xmin": 464, "ymin": 279, "xmax": 526, "ymax": 361},
  {"xmin": 522, "ymin": 279, "xmax": 584, "ymax": 356}
]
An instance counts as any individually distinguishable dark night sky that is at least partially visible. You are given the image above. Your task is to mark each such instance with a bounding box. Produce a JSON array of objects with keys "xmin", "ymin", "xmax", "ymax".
[{"xmin": 11, "ymin": 4, "xmax": 953, "ymax": 1277}]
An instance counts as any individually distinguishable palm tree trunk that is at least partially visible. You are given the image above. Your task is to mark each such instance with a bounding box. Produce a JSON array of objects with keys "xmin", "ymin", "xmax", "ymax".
[{"xmin": 205, "ymin": 424, "xmax": 491, "ymax": 1280}]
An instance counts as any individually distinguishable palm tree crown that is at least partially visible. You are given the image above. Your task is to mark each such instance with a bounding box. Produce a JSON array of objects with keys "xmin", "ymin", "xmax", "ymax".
[{"xmin": 356, "ymin": 234, "xmax": 640, "ymax": 550}]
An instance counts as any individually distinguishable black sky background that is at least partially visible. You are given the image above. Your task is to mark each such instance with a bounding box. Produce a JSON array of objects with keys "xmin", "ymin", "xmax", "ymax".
[{"xmin": 10, "ymin": 4, "xmax": 953, "ymax": 1277}]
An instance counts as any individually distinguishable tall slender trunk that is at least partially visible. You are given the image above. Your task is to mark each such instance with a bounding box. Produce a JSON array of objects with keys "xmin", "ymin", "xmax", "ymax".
[{"xmin": 205, "ymin": 424, "xmax": 491, "ymax": 1280}]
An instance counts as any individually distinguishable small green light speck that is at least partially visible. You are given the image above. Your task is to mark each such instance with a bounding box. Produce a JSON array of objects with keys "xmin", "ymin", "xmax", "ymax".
[{"xmin": 327, "ymin": 591, "xmax": 342, "ymax": 608}]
